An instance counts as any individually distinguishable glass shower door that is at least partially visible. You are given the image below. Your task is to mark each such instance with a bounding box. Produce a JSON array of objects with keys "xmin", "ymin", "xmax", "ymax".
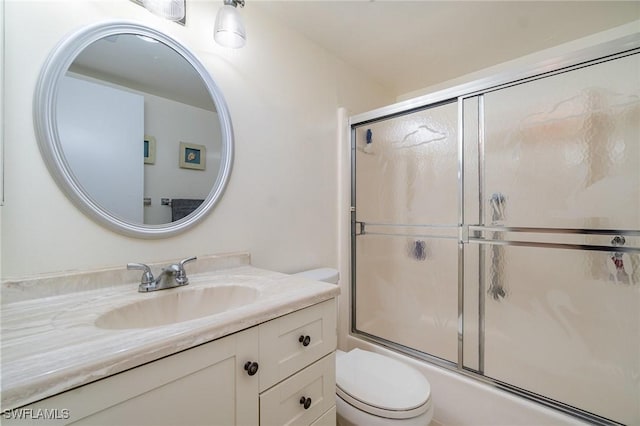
[
  {"xmin": 352, "ymin": 44, "xmax": 639, "ymax": 426},
  {"xmin": 353, "ymin": 101, "xmax": 459, "ymax": 363},
  {"xmin": 468, "ymin": 52, "xmax": 640, "ymax": 425}
]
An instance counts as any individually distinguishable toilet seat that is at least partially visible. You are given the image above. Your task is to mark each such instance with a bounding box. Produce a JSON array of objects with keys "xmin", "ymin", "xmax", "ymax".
[{"xmin": 336, "ymin": 349, "xmax": 432, "ymax": 420}]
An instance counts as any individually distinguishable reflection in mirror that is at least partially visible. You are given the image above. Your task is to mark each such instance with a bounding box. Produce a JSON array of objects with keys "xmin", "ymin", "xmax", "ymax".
[
  {"xmin": 62, "ymin": 34, "xmax": 222, "ymax": 225},
  {"xmin": 34, "ymin": 22, "xmax": 233, "ymax": 238}
]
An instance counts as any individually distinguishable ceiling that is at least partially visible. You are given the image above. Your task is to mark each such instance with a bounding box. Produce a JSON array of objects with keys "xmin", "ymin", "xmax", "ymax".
[
  {"xmin": 252, "ymin": 1, "xmax": 640, "ymax": 97},
  {"xmin": 70, "ymin": 33, "xmax": 216, "ymax": 111}
]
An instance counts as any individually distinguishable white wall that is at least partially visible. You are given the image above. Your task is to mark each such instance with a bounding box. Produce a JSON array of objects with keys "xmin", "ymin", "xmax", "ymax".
[{"xmin": 1, "ymin": 0, "xmax": 393, "ymax": 279}]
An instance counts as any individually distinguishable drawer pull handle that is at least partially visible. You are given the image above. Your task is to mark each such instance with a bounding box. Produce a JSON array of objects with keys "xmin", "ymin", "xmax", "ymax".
[
  {"xmin": 243, "ymin": 361, "xmax": 259, "ymax": 376},
  {"xmin": 298, "ymin": 335, "xmax": 311, "ymax": 347},
  {"xmin": 299, "ymin": 396, "xmax": 312, "ymax": 409}
]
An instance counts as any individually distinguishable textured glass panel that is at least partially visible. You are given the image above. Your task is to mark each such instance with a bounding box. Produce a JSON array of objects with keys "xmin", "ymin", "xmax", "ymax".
[
  {"xmin": 481, "ymin": 243, "xmax": 640, "ymax": 424},
  {"xmin": 355, "ymin": 234, "xmax": 458, "ymax": 362},
  {"xmin": 483, "ymin": 53, "xmax": 640, "ymax": 229},
  {"xmin": 354, "ymin": 101, "xmax": 458, "ymax": 225}
]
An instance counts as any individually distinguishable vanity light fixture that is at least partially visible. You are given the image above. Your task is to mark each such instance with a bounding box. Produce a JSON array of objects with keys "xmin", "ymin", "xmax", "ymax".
[
  {"xmin": 142, "ymin": 0, "xmax": 186, "ymax": 21},
  {"xmin": 214, "ymin": 0, "xmax": 246, "ymax": 49}
]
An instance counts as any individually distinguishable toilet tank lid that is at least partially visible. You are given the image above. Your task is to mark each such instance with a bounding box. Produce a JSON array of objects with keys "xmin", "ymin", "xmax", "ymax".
[{"xmin": 294, "ymin": 268, "xmax": 339, "ymax": 284}]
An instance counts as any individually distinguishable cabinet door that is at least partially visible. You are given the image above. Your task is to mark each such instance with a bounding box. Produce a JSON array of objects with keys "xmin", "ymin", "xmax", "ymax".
[
  {"xmin": 259, "ymin": 299, "xmax": 337, "ymax": 391},
  {"xmin": 260, "ymin": 353, "xmax": 335, "ymax": 426},
  {"xmin": 6, "ymin": 328, "xmax": 259, "ymax": 426}
]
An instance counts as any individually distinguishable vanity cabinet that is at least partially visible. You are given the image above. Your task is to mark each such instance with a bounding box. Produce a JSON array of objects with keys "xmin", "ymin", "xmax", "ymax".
[
  {"xmin": 259, "ymin": 353, "xmax": 336, "ymax": 425},
  {"xmin": 259, "ymin": 299, "xmax": 337, "ymax": 425},
  {"xmin": 6, "ymin": 298, "xmax": 336, "ymax": 426},
  {"xmin": 259, "ymin": 297, "xmax": 337, "ymax": 391},
  {"xmin": 5, "ymin": 327, "xmax": 260, "ymax": 426}
]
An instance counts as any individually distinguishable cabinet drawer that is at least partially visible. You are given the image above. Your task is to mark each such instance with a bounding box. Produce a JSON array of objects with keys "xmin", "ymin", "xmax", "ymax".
[
  {"xmin": 259, "ymin": 299, "xmax": 337, "ymax": 391},
  {"xmin": 260, "ymin": 353, "xmax": 336, "ymax": 426}
]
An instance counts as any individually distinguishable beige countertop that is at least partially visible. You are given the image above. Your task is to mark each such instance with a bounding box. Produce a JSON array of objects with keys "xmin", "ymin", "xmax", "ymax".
[{"xmin": 1, "ymin": 253, "xmax": 339, "ymax": 410}]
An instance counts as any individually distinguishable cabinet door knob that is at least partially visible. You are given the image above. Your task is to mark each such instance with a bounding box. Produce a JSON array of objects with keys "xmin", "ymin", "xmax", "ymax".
[
  {"xmin": 299, "ymin": 396, "xmax": 312, "ymax": 409},
  {"xmin": 243, "ymin": 361, "xmax": 259, "ymax": 376},
  {"xmin": 298, "ymin": 335, "xmax": 311, "ymax": 347}
]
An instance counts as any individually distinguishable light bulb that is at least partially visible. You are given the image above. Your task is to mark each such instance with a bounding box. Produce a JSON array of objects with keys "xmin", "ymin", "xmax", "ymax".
[
  {"xmin": 142, "ymin": 0, "xmax": 185, "ymax": 21},
  {"xmin": 214, "ymin": 4, "xmax": 246, "ymax": 48}
]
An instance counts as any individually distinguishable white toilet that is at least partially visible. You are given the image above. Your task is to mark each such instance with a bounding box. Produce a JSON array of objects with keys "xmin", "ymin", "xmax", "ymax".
[{"xmin": 295, "ymin": 268, "xmax": 434, "ymax": 426}]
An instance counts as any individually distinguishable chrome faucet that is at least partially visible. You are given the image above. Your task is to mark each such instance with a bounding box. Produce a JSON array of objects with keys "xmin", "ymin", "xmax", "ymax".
[{"xmin": 127, "ymin": 256, "xmax": 197, "ymax": 292}]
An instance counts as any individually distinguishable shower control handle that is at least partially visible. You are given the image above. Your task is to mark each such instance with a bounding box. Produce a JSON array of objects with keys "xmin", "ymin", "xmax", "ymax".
[
  {"xmin": 299, "ymin": 396, "xmax": 312, "ymax": 409},
  {"xmin": 298, "ymin": 335, "xmax": 311, "ymax": 347},
  {"xmin": 243, "ymin": 361, "xmax": 259, "ymax": 376}
]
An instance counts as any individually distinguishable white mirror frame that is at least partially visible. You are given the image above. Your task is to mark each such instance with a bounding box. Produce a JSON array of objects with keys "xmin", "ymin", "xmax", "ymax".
[{"xmin": 34, "ymin": 20, "xmax": 234, "ymax": 238}]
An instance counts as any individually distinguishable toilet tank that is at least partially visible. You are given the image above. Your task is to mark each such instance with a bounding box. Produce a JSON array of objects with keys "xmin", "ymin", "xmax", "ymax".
[{"xmin": 294, "ymin": 268, "xmax": 339, "ymax": 284}]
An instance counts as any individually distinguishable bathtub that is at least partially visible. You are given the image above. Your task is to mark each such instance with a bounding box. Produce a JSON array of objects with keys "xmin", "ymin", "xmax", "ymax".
[{"xmin": 345, "ymin": 335, "xmax": 587, "ymax": 426}]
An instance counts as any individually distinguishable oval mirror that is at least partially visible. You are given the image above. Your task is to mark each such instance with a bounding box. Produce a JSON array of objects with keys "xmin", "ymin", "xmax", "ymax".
[{"xmin": 34, "ymin": 21, "xmax": 233, "ymax": 238}]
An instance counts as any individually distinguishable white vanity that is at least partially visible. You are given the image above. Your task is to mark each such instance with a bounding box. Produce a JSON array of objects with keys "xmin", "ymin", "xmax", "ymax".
[{"xmin": 1, "ymin": 253, "xmax": 339, "ymax": 425}]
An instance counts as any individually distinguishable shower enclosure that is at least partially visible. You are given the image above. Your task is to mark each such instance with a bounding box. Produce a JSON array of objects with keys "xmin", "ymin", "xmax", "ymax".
[{"xmin": 350, "ymin": 46, "xmax": 639, "ymax": 425}]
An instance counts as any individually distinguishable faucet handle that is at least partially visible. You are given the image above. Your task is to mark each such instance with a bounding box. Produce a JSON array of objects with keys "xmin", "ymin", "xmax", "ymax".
[
  {"xmin": 175, "ymin": 256, "xmax": 197, "ymax": 285},
  {"xmin": 179, "ymin": 256, "xmax": 197, "ymax": 269},
  {"xmin": 127, "ymin": 263, "xmax": 154, "ymax": 285}
]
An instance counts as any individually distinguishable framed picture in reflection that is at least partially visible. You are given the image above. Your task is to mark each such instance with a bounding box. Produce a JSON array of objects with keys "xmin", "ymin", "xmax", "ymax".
[
  {"xmin": 179, "ymin": 142, "xmax": 206, "ymax": 170},
  {"xmin": 144, "ymin": 135, "xmax": 156, "ymax": 165}
]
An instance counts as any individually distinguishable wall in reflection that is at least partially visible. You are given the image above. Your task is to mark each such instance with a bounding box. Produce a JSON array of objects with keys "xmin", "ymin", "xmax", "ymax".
[
  {"xmin": 141, "ymin": 88, "xmax": 220, "ymax": 224},
  {"xmin": 61, "ymin": 71, "xmax": 221, "ymax": 225}
]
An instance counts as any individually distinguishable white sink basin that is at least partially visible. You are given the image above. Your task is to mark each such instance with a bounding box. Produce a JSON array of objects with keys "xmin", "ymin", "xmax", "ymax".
[{"xmin": 95, "ymin": 285, "xmax": 259, "ymax": 329}]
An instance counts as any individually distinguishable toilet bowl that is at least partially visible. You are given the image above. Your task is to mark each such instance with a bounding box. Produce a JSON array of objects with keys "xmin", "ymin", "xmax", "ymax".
[
  {"xmin": 335, "ymin": 348, "xmax": 433, "ymax": 425},
  {"xmin": 294, "ymin": 268, "xmax": 434, "ymax": 426}
]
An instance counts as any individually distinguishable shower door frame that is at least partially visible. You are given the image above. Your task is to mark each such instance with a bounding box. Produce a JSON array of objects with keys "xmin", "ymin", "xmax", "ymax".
[{"xmin": 350, "ymin": 34, "xmax": 640, "ymax": 426}]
